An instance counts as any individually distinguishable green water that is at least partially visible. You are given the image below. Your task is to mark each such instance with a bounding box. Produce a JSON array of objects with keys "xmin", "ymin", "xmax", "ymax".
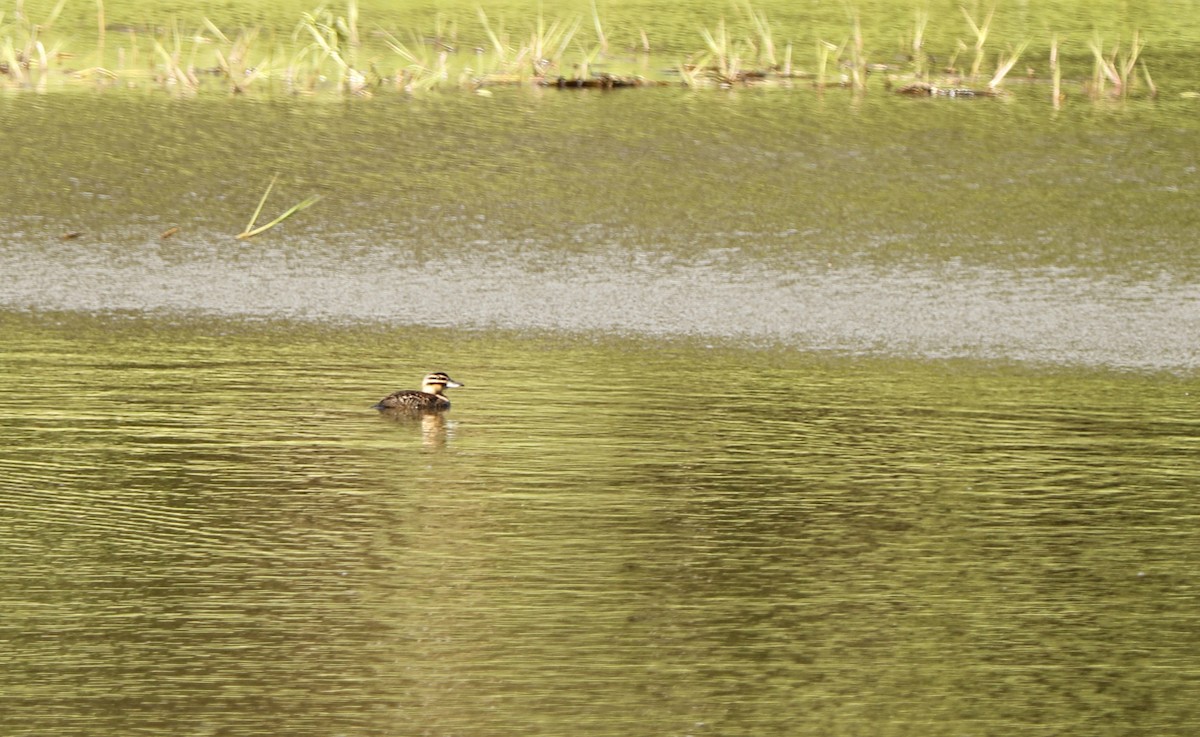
[
  {"xmin": 2, "ymin": 89, "xmax": 1198, "ymax": 367},
  {"xmin": 3, "ymin": 313, "xmax": 1199, "ymax": 736},
  {"xmin": 3, "ymin": 1, "xmax": 1200, "ymax": 734}
]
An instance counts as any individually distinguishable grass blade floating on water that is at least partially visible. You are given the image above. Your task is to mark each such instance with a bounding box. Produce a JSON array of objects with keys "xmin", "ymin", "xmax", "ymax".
[
  {"xmin": 242, "ymin": 172, "xmax": 277, "ymax": 234},
  {"xmin": 237, "ymin": 195, "xmax": 322, "ymax": 239},
  {"xmin": 236, "ymin": 174, "xmax": 322, "ymax": 239}
]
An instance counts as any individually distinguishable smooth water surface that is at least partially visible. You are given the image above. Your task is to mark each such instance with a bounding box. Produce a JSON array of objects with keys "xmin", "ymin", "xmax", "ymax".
[{"xmin": 2, "ymin": 312, "xmax": 1199, "ymax": 736}]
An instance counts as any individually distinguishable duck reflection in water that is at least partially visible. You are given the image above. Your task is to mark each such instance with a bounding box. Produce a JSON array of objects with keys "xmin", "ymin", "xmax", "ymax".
[
  {"xmin": 375, "ymin": 409, "xmax": 454, "ymax": 448},
  {"xmin": 373, "ymin": 372, "xmax": 464, "ymax": 448}
]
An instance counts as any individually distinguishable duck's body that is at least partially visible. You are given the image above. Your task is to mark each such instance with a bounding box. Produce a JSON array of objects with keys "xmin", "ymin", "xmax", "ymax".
[{"xmin": 373, "ymin": 372, "xmax": 463, "ymax": 413}]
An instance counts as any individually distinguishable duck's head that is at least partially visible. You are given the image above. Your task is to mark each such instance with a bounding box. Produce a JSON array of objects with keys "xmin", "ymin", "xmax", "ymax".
[{"xmin": 422, "ymin": 372, "xmax": 464, "ymax": 395}]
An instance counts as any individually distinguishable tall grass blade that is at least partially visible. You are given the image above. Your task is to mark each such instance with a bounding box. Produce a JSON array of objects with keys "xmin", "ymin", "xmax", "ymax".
[
  {"xmin": 202, "ymin": 17, "xmax": 231, "ymax": 45},
  {"xmin": 1140, "ymin": 59, "xmax": 1156, "ymax": 96},
  {"xmin": 912, "ymin": 8, "xmax": 928, "ymax": 78},
  {"xmin": 591, "ymin": 0, "xmax": 607, "ymax": 53},
  {"xmin": 1050, "ymin": 33, "xmax": 1062, "ymax": 108},
  {"xmin": 815, "ymin": 38, "xmax": 837, "ymax": 88},
  {"xmin": 42, "ymin": 0, "xmax": 67, "ymax": 30},
  {"xmin": 152, "ymin": 38, "xmax": 192, "ymax": 87},
  {"xmin": 850, "ymin": 12, "xmax": 865, "ymax": 90},
  {"xmin": 961, "ymin": 6, "xmax": 993, "ymax": 80},
  {"xmin": 1088, "ymin": 34, "xmax": 1120, "ymax": 91},
  {"xmin": 700, "ymin": 18, "xmax": 734, "ymax": 80},
  {"xmin": 96, "ymin": 0, "xmax": 105, "ymax": 65},
  {"xmin": 745, "ymin": 4, "xmax": 775, "ymax": 68},
  {"xmin": 302, "ymin": 13, "xmax": 349, "ymax": 71},
  {"xmin": 477, "ymin": 7, "xmax": 507, "ymax": 63},
  {"xmin": 346, "ymin": 0, "xmax": 359, "ymax": 47},
  {"xmin": 988, "ymin": 40, "xmax": 1028, "ymax": 89},
  {"xmin": 2, "ymin": 37, "xmax": 24, "ymax": 82},
  {"xmin": 1118, "ymin": 30, "xmax": 1144, "ymax": 92},
  {"xmin": 678, "ymin": 52, "xmax": 710, "ymax": 87},
  {"xmin": 380, "ymin": 29, "xmax": 422, "ymax": 65}
]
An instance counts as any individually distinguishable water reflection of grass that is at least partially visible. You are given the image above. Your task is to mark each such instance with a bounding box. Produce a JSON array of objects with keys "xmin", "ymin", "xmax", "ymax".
[{"xmin": 0, "ymin": 0, "xmax": 1162, "ymax": 103}]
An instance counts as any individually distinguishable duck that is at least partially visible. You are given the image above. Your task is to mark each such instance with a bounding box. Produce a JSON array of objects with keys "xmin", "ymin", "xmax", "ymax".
[{"xmin": 373, "ymin": 372, "xmax": 464, "ymax": 412}]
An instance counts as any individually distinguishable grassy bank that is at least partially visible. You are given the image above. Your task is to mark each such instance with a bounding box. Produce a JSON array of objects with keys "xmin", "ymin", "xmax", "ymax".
[{"xmin": 0, "ymin": 1, "xmax": 1159, "ymax": 102}]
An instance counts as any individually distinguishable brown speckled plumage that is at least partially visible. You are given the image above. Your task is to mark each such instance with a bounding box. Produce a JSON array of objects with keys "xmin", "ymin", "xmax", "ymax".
[{"xmin": 373, "ymin": 372, "xmax": 463, "ymax": 412}]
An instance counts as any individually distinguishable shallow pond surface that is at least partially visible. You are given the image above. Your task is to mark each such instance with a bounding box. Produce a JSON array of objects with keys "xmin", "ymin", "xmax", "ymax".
[
  {"xmin": 1, "ymin": 89, "xmax": 1198, "ymax": 369},
  {"xmin": 2, "ymin": 312, "xmax": 1199, "ymax": 736},
  {"xmin": 2, "ymin": 24, "xmax": 1200, "ymax": 735}
]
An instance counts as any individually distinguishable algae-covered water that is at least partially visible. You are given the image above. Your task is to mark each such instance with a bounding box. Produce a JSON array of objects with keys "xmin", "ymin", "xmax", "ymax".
[{"xmin": 3, "ymin": 2, "xmax": 1200, "ymax": 735}]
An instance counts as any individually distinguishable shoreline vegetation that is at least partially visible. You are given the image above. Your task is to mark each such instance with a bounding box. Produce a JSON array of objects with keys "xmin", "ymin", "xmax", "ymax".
[{"xmin": 1, "ymin": 2, "xmax": 1158, "ymax": 104}]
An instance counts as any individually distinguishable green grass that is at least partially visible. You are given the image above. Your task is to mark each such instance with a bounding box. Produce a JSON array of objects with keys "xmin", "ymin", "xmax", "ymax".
[{"xmin": 0, "ymin": 1, "xmax": 1163, "ymax": 104}]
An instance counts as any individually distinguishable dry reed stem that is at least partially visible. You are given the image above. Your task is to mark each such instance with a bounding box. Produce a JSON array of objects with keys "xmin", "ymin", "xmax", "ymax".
[
  {"xmin": 961, "ymin": 6, "xmax": 993, "ymax": 80},
  {"xmin": 852, "ymin": 13, "xmax": 865, "ymax": 90},
  {"xmin": 912, "ymin": 9, "xmax": 928, "ymax": 78},
  {"xmin": 1050, "ymin": 33, "xmax": 1062, "ymax": 108},
  {"xmin": 815, "ymin": 38, "xmax": 837, "ymax": 88},
  {"xmin": 591, "ymin": 0, "xmax": 607, "ymax": 54},
  {"xmin": 988, "ymin": 40, "xmax": 1028, "ymax": 89},
  {"xmin": 1088, "ymin": 34, "xmax": 1121, "ymax": 97},
  {"xmin": 95, "ymin": 0, "xmax": 104, "ymax": 64},
  {"xmin": 1140, "ymin": 59, "xmax": 1156, "ymax": 96}
]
